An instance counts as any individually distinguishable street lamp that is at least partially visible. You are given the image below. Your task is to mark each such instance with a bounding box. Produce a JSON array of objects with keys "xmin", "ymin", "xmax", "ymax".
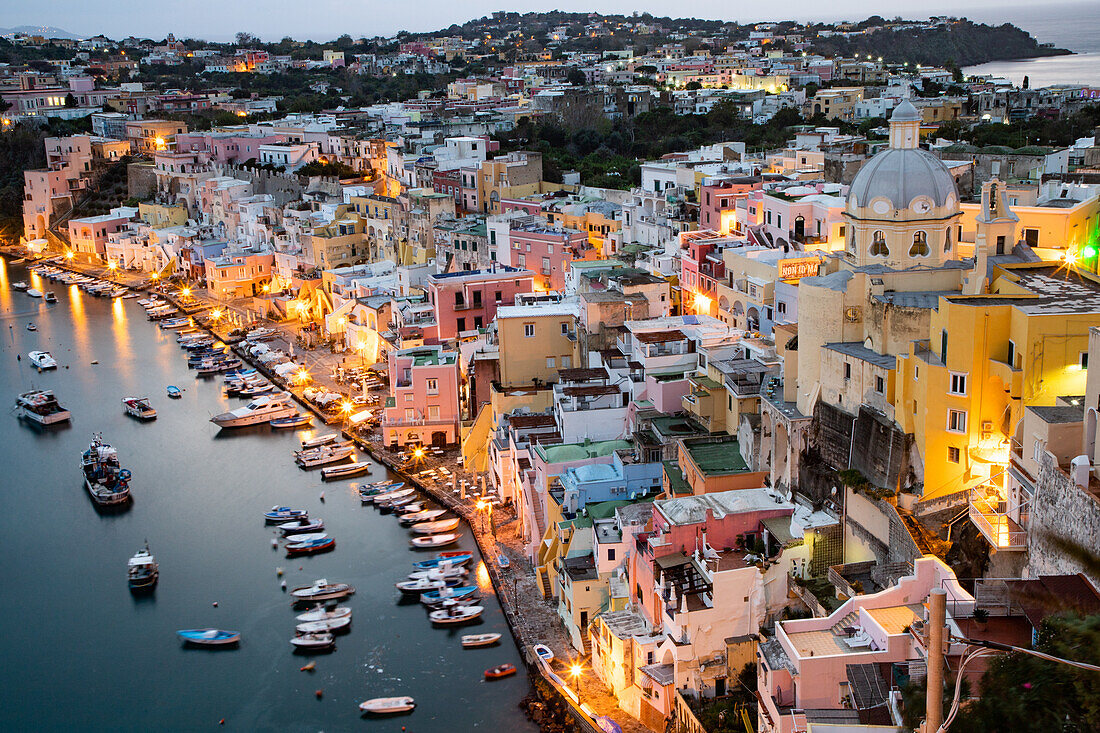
[{"xmin": 65, "ymin": 251, "xmax": 74, "ymax": 261}]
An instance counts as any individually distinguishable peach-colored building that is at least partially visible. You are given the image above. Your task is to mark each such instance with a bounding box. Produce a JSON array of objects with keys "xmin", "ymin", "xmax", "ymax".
[
  {"xmin": 67, "ymin": 212, "xmax": 130, "ymax": 259},
  {"xmin": 382, "ymin": 345, "xmax": 461, "ymax": 448},
  {"xmin": 427, "ymin": 265, "xmax": 534, "ymax": 341},
  {"xmin": 204, "ymin": 249, "xmax": 275, "ymax": 298}
]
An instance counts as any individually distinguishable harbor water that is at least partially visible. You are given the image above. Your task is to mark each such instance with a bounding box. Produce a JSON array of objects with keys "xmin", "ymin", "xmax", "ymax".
[{"xmin": 0, "ymin": 259, "xmax": 535, "ymax": 732}]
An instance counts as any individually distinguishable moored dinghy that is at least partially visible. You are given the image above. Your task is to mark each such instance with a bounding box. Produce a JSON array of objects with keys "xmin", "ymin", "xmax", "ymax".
[
  {"xmin": 278, "ymin": 518, "xmax": 324, "ymax": 534},
  {"xmin": 166, "ymin": 385, "xmax": 182, "ymax": 399},
  {"xmin": 286, "ymin": 537, "xmax": 336, "ymax": 557},
  {"xmin": 429, "ymin": 602, "xmax": 484, "ymax": 625},
  {"xmin": 290, "ymin": 579, "xmax": 355, "ymax": 603},
  {"xmin": 295, "ymin": 605, "xmax": 352, "ymax": 623},
  {"xmin": 295, "ymin": 616, "xmax": 351, "ymax": 634},
  {"xmin": 359, "ymin": 697, "xmax": 415, "ymax": 715},
  {"xmin": 177, "ymin": 629, "xmax": 240, "ymax": 647},
  {"xmin": 264, "ymin": 506, "xmax": 307, "ymax": 523},
  {"xmin": 122, "ymin": 396, "xmax": 157, "ymax": 421},
  {"xmin": 291, "ymin": 632, "xmax": 335, "ymax": 651},
  {"xmin": 410, "ymin": 532, "xmax": 460, "ymax": 549},
  {"xmin": 301, "ymin": 432, "xmax": 338, "ymax": 449},
  {"xmin": 320, "ymin": 462, "xmax": 371, "ymax": 480},
  {"xmin": 461, "ymin": 632, "xmax": 502, "ymax": 648}
]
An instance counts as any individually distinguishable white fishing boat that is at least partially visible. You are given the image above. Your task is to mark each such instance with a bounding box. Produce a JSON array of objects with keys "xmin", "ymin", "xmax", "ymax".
[
  {"xmin": 320, "ymin": 462, "xmax": 371, "ymax": 480},
  {"xmin": 16, "ymin": 389, "xmax": 71, "ymax": 425},
  {"xmin": 278, "ymin": 518, "xmax": 324, "ymax": 534},
  {"xmin": 127, "ymin": 543, "xmax": 159, "ymax": 592},
  {"xmin": 210, "ymin": 392, "xmax": 297, "ymax": 427},
  {"xmin": 461, "ymin": 633, "xmax": 502, "ymax": 648},
  {"xmin": 301, "ymin": 433, "xmax": 338, "ymax": 449},
  {"xmin": 295, "ymin": 616, "xmax": 351, "ymax": 634},
  {"xmin": 122, "ymin": 396, "xmax": 157, "ymax": 421},
  {"xmin": 291, "ymin": 632, "xmax": 334, "ymax": 651},
  {"xmin": 410, "ymin": 532, "xmax": 461, "ymax": 549},
  {"xmin": 81, "ymin": 434, "xmax": 132, "ymax": 506},
  {"xmin": 283, "ymin": 532, "xmax": 329, "ymax": 543},
  {"xmin": 410, "ymin": 517, "xmax": 462, "ymax": 535},
  {"xmin": 290, "ymin": 579, "xmax": 355, "ymax": 602},
  {"xmin": 28, "ymin": 350, "xmax": 58, "ymax": 370},
  {"xmin": 11, "ymin": 281, "xmax": 28, "ymax": 291},
  {"xmin": 398, "ymin": 509, "xmax": 448, "ymax": 525},
  {"xmin": 429, "ymin": 603, "xmax": 484, "ymax": 625},
  {"xmin": 407, "ymin": 564, "xmax": 468, "ymax": 582},
  {"xmin": 26, "ymin": 288, "xmax": 43, "ymax": 298},
  {"xmin": 359, "ymin": 697, "xmax": 415, "ymax": 715},
  {"xmin": 373, "ymin": 487, "xmax": 415, "ymax": 505},
  {"xmin": 294, "ymin": 442, "xmax": 355, "ymax": 468},
  {"xmin": 295, "ymin": 605, "xmax": 352, "ymax": 623}
]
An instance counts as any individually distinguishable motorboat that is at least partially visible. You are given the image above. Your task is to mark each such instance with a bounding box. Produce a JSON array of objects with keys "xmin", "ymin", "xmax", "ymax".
[
  {"xmin": 28, "ymin": 351, "xmax": 58, "ymax": 370},
  {"xmin": 399, "ymin": 509, "xmax": 448, "ymax": 526},
  {"xmin": 533, "ymin": 644, "xmax": 554, "ymax": 663},
  {"xmin": 321, "ymin": 462, "xmax": 371, "ymax": 480},
  {"xmin": 127, "ymin": 543, "xmax": 159, "ymax": 592},
  {"xmin": 410, "ymin": 533, "xmax": 460, "ymax": 549},
  {"xmin": 286, "ymin": 537, "xmax": 336, "ymax": 557},
  {"xmin": 26, "ymin": 288, "xmax": 42, "ymax": 298},
  {"xmin": 195, "ymin": 359, "xmax": 242, "ymax": 375},
  {"xmin": 16, "ymin": 389, "xmax": 71, "ymax": 425},
  {"xmin": 421, "ymin": 585, "xmax": 478, "ymax": 606},
  {"xmin": 395, "ymin": 578, "xmax": 457, "ymax": 596},
  {"xmin": 295, "ymin": 442, "xmax": 355, "ymax": 468},
  {"xmin": 177, "ymin": 629, "xmax": 240, "ymax": 647},
  {"xmin": 291, "ymin": 632, "xmax": 334, "ymax": 651},
  {"xmin": 290, "ymin": 579, "xmax": 355, "ymax": 603},
  {"xmin": 410, "ymin": 517, "xmax": 461, "ymax": 535},
  {"xmin": 81, "ymin": 434, "xmax": 132, "ymax": 506},
  {"xmin": 167, "ymin": 386, "xmax": 182, "ymax": 399},
  {"xmin": 122, "ymin": 396, "xmax": 157, "ymax": 421},
  {"xmin": 394, "ymin": 502, "xmax": 425, "ymax": 515},
  {"xmin": 44, "ymin": 292, "xmax": 57, "ymax": 303},
  {"xmin": 236, "ymin": 382, "xmax": 276, "ymax": 397},
  {"xmin": 264, "ymin": 506, "xmax": 307, "ymax": 523},
  {"xmin": 270, "ymin": 413, "xmax": 312, "ymax": 429},
  {"xmin": 381, "ymin": 493, "xmax": 418, "ymax": 511},
  {"xmin": 428, "ymin": 603, "xmax": 484, "ymax": 625},
  {"xmin": 26, "ymin": 322, "xmax": 37, "ymax": 331},
  {"xmin": 411, "ymin": 551, "xmax": 473, "ymax": 570},
  {"xmin": 295, "ymin": 616, "xmax": 350, "ymax": 634},
  {"xmin": 278, "ymin": 518, "xmax": 323, "ymax": 534},
  {"xmin": 11, "ymin": 281, "xmax": 28, "ymax": 291},
  {"xmin": 295, "ymin": 605, "xmax": 352, "ymax": 623},
  {"xmin": 485, "ymin": 663, "xmax": 517, "ymax": 680},
  {"xmin": 211, "ymin": 393, "xmax": 297, "ymax": 428},
  {"xmin": 301, "ymin": 433, "xmax": 338, "ymax": 449},
  {"xmin": 358, "ymin": 697, "xmax": 415, "ymax": 715},
  {"xmin": 407, "ymin": 564, "xmax": 467, "ymax": 582},
  {"xmin": 461, "ymin": 633, "xmax": 502, "ymax": 648},
  {"xmin": 372, "ymin": 487, "xmax": 414, "ymax": 506},
  {"xmin": 283, "ymin": 532, "xmax": 328, "ymax": 543}
]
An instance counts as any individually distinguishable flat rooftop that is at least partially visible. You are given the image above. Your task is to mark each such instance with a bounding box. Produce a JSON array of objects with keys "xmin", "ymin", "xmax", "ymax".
[
  {"xmin": 655, "ymin": 487, "xmax": 788, "ymax": 526},
  {"xmin": 536, "ymin": 439, "xmax": 632, "ymax": 464},
  {"xmin": 683, "ymin": 438, "xmax": 750, "ymax": 474}
]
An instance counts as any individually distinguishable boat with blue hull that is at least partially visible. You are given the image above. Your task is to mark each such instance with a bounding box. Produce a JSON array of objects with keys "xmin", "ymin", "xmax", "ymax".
[{"xmin": 177, "ymin": 629, "xmax": 240, "ymax": 647}]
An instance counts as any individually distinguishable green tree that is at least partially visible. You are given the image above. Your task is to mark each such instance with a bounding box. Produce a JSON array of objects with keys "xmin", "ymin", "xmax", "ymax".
[{"xmin": 566, "ymin": 68, "xmax": 586, "ymax": 86}]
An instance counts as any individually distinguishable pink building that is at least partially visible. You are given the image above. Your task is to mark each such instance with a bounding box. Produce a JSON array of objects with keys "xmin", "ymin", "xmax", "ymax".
[
  {"xmin": 699, "ymin": 176, "xmax": 762, "ymax": 234},
  {"xmin": 382, "ymin": 345, "xmax": 462, "ymax": 448},
  {"xmin": 22, "ymin": 169, "xmax": 73, "ymax": 241},
  {"xmin": 175, "ymin": 131, "xmax": 283, "ymax": 164},
  {"xmin": 67, "ymin": 212, "xmax": 130, "ymax": 260},
  {"xmin": 508, "ymin": 223, "xmax": 588, "ymax": 292},
  {"xmin": 679, "ymin": 230, "xmax": 728, "ymax": 317},
  {"xmin": 427, "ymin": 265, "xmax": 534, "ymax": 341}
]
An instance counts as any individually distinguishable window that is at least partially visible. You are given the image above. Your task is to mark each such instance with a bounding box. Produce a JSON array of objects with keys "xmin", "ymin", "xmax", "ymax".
[
  {"xmin": 777, "ymin": 301, "xmax": 787, "ymax": 315},
  {"xmin": 607, "ymin": 548, "xmax": 616, "ymax": 561},
  {"xmin": 947, "ymin": 446, "xmax": 960, "ymax": 463},
  {"xmin": 456, "ymin": 317, "xmax": 465, "ymax": 332},
  {"xmin": 949, "ymin": 372, "xmax": 967, "ymax": 396},
  {"xmin": 426, "ymin": 378, "xmax": 438, "ymax": 394},
  {"xmin": 546, "ymin": 357, "xmax": 556, "ymax": 368},
  {"xmin": 875, "ymin": 375, "xmax": 885, "ymax": 394},
  {"xmin": 844, "ymin": 362, "xmax": 851, "ymax": 380},
  {"xmin": 494, "ymin": 290, "xmax": 502, "ymax": 303},
  {"xmin": 909, "ymin": 231, "xmax": 930, "ymax": 257},
  {"xmin": 524, "ymin": 323, "xmax": 535, "ymax": 337},
  {"xmin": 1080, "ymin": 351, "xmax": 1089, "ymax": 370},
  {"xmin": 561, "ymin": 322, "xmax": 569, "ymax": 334},
  {"xmin": 1033, "ymin": 437, "xmax": 1045, "ymax": 462},
  {"xmin": 1023, "ymin": 228, "xmax": 1039, "ymax": 247},
  {"xmin": 542, "ymin": 257, "xmax": 551, "ymax": 274},
  {"xmin": 944, "ymin": 227, "xmax": 952, "ymax": 252},
  {"xmin": 428, "ymin": 405, "xmax": 440, "ymax": 420},
  {"xmin": 947, "ymin": 409, "xmax": 967, "ymax": 433},
  {"xmin": 870, "ymin": 230, "xmax": 889, "ymax": 256},
  {"xmin": 1007, "ymin": 340, "xmax": 1016, "ymax": 368},
  {"xmin": 561, "ymin": 356, "xmax": 571, "ymax": 368},
  {"xmin": 941, "ymin": 330, "xmax": 949, "ymax": 362},
  {"xmin": 474, "ymin": 316, "xmax": 483, "ymax": 329},
  {"xmin": 996, "ymin": 235, "xmax": 1006, "ymax": 255}
]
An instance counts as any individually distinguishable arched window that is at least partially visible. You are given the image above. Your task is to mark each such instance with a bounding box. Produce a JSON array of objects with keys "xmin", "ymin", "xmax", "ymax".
[
  {"xmin": 944, "ymin": 227, "xmax": 952, "ymax": 253},
  {"xmin": 870, "ymin": 230, "xmax": 889, "ymax": 256},
  {"xmin": 910, "ymin": 231, "xmax": 930, "ymax": 257}
]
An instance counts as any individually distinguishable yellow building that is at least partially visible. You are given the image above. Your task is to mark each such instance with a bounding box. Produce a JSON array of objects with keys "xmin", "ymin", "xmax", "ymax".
[
  {"xmin": 546, "ymin": 201, "xmax": 622, "ymax": 255},
  {"xmin": 959, "ymin": 190, "xmax": 1100, "ymax": 263},
  {"xmin": 894, "ymin": 263, "xmax": 1099, "ymax": 502},
  {"xmin": 496, "ymin": 303, "xmax": 581, "ymax": 388},
  {"xmin": 138, "ymin": 201, "xmax": 188, "ymax": 229},
  {"xmin": 305, "ymin": 206, "xmax": 369, "ymax": 270}
]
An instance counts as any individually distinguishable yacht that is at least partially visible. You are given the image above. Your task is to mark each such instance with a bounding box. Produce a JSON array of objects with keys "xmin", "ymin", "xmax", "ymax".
[
  {"xmin": 81, "ymin": 434, "xmax": 132, "ymax": 506},
  {"xmin": 210, "ymin": 392, "xmax": 297, "ymax": 428},
  {"xmin": 16, "ymin": 389, "xmax": 71, "ymax": 425},
  {"xmin": 28, "ymin": 351, "xmax": 58, "ymax": 370}
]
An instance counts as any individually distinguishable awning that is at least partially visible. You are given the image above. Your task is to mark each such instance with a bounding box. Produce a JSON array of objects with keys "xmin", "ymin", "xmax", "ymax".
[{"xmin": 349, "ymin": 409, "xmax": 374, "ymax": 425}]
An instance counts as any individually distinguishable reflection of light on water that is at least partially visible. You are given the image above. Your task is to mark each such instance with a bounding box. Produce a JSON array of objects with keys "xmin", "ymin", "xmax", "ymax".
[{"xmin": 476, "ymin": 560, "xmax": 493, "ymax": 593}]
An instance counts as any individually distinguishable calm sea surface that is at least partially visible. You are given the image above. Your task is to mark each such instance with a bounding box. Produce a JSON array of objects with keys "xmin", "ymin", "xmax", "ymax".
[{"xmin": 0, "ymin": 258, "xmax": 534, "ymax": 732}]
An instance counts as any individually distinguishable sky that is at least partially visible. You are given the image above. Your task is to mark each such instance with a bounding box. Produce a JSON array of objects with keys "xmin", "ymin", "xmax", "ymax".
[{"xmin": 4, "ymin": 0, "xmax": 1093, "ymax": 43}]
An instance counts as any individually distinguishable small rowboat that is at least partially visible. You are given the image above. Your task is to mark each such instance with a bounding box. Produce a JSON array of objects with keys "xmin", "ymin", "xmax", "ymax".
[
  {"xmin": 264, "ymin": 506, "xmax": 307, "ymax": 523},
  {"xmin": 177, "ymin": 629, "xmax": 240, "ymax": 647},
  {"xmin": 270, "ymin": 413, "xmax": 312, "ymax": 428},
  {"xmin": 301, "ymin": 433, "xmax": 338, "ymax": 449},
  {"xmin": 429, "ymin": 604, "xmax": 484, "ymax": 625},
  {"xmin": 485, "ymin": 663, "xmax": 517, "ymax": 680},
  {"xmin": 291, "ymin": 632, "xmax": 334, "ymax": 651},
  {"xmin": 497, "ymin": 553, "xmax": 511, "ymax": 569},
  {"xmin": 167, "ymin": 386, "xmax": 182, "ymax": 399},
  {"xmin": 321, "ymin": 462, "xmax": 370, "ymax": 480},
  {"xmin": 394, "ymin": 502, "xmax": 425, "ymax": 515},
  {"xmin": 412, "ymin": 551, "xmax": 473, "ymax": 570},
  {"xmin": 278, "ymin": 518, "xmax": 324, "ymax": 534},
  {"xmin": 290, "ymin": 579, "xmax": 355, "ymax": 602},
  {"xmin": 411, "ymin": 532, "xmax": 460, "ymax": 549},
  {"xmin": 286, "ymin": 537, "xmax": 336, "ymax": 557},
  {"xmin": 462, "ymin": 633, "xmax": 502, "ymax": 648},
  {"xmin": 410, "ymin": 517, "xmax": 461, "ymax": 535},
  {"xmin": 421, "ymin": 585, "xmax": 478, "ymax": 606},
  {"xmin": 359, "ymin": 697, "xmax": 415, "ymax": 715},
  {"xmin": 296, "ymin": 615, "xmax": 351, "ymax": 634},
  {"xmin": 295, "ymin": 605, "xmax": 352, "ymax": 623},
  {"xmin": 283, "ymin": 532, "xmax": 328, "ymax": 543},
  {"xmin": 534, "ymin": 644, "xmax": 555, "ymax": 662}
]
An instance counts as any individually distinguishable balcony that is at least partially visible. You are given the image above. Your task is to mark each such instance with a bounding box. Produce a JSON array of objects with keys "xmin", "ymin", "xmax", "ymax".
[
  {"xmin": 381, "ymin": 416, "xmax": 458, "ymax": 428},
  {"xmin": 969, "ymin": 485, "xmax": 1027, "ymax": 550}
]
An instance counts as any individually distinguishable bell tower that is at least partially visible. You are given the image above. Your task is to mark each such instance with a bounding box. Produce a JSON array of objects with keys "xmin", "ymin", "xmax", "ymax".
[{"xmin": 966, "ymin": 177, "xmax": 1019, "ymax": 294}]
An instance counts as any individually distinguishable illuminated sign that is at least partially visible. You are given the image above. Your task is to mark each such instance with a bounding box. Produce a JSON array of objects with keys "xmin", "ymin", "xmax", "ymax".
[{"xmin": 777, "ymin": 257, "xmax": 821, "ymax": 280}]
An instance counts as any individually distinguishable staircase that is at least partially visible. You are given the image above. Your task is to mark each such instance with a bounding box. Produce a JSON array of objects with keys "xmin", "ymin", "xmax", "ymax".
[
  {"xmin": 830, "ymin": 610, "xmax": 859, "ymax": 636},
  {"xmin": 539, "ymin": 570, "xmax": 553, "ymax": 599},
  {"xmin": 580, "ymin": 629, "xmax": 593, "ymax": 656}
]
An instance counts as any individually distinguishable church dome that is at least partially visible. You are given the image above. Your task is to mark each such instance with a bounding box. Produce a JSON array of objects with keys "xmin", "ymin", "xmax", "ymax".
[{"xmin": 847, "ymin": 147, "xmax": 959, "ymax": 213}]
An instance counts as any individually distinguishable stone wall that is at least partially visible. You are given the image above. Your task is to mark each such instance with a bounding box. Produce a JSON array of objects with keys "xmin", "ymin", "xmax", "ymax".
[
  {"xmin": 127, "ymin": 161, "xmax": 157, "ymax": 200},
  {"xmin": 1027, "ymin": 452, "xmax": 1100, "ymax": 587},
  {"xmin": 209, "ymin": 164, "xmax": 308, "ymax": 207}
]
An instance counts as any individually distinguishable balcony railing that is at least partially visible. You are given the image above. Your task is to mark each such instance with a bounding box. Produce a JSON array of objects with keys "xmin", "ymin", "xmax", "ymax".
[
  {"xmin": 381, "ymin": 416, "xmax": 458, "ymax": 428},
  {"xmin": 969, "ymin": 486, "xmax": 1027, "ymax": 550}
]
